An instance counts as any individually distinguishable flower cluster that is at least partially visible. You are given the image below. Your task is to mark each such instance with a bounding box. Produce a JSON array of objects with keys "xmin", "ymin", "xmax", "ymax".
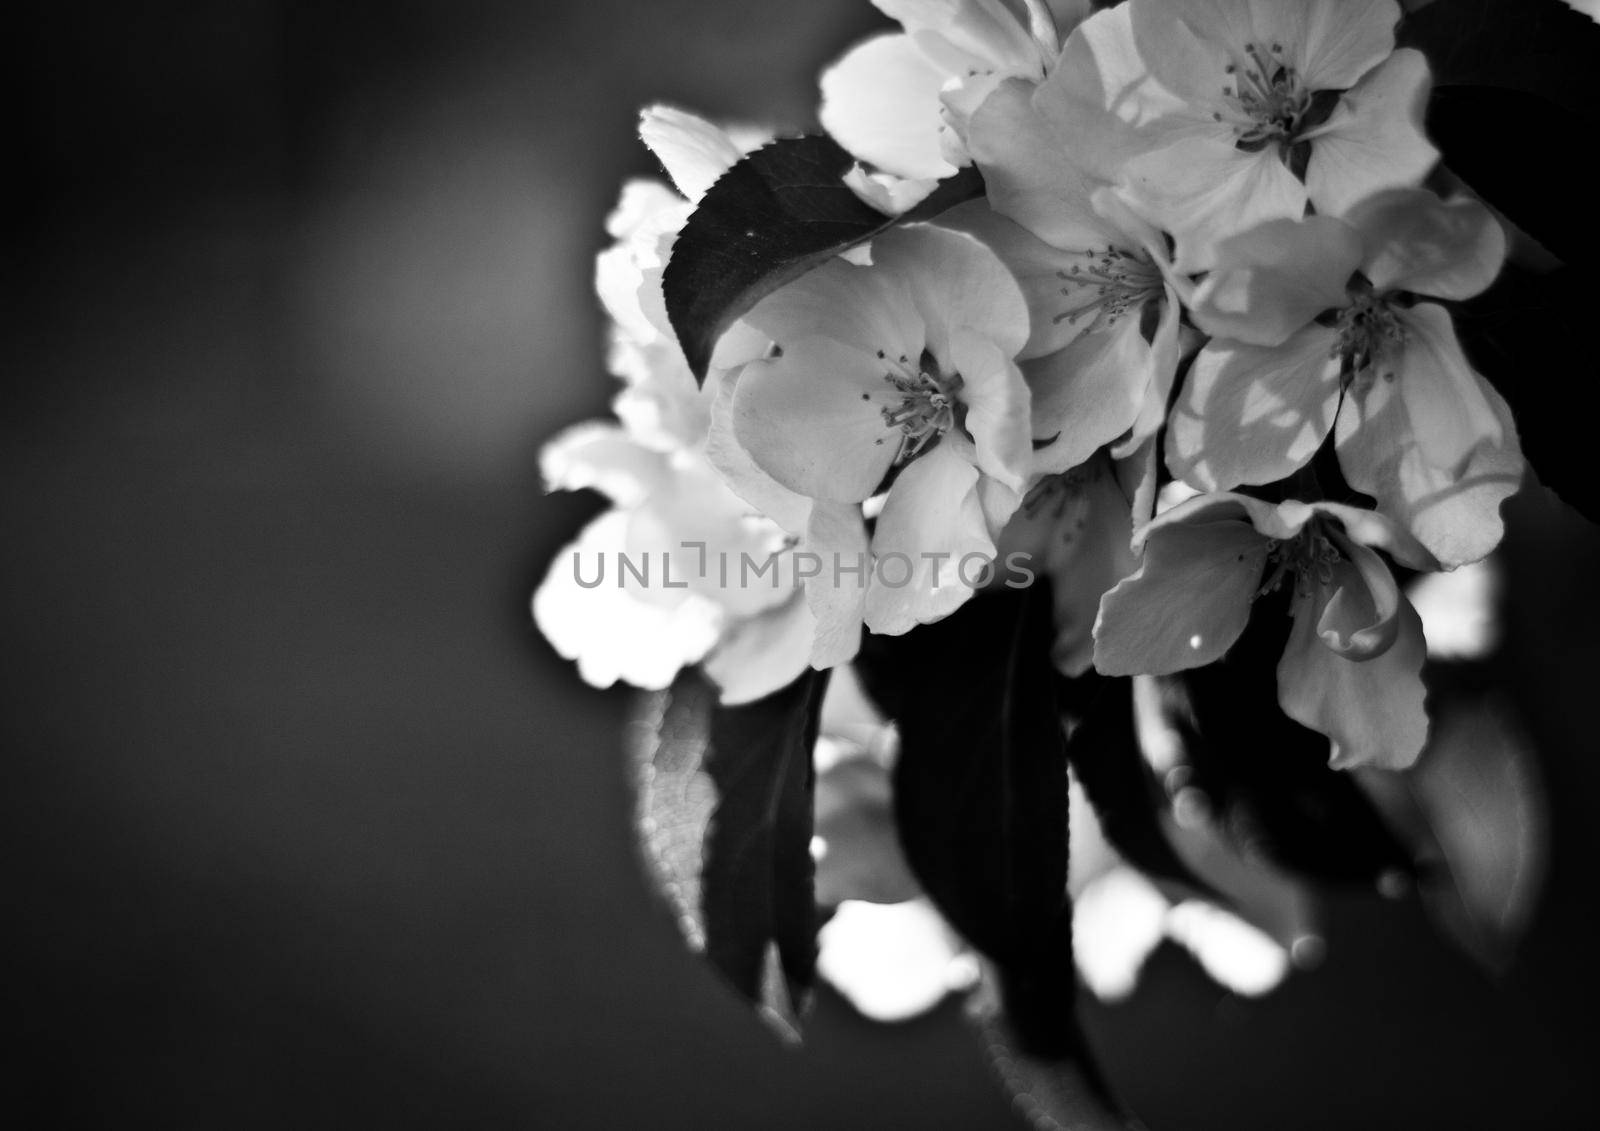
[{"xmin": 538, "ymin": 0, "xmax": 1527, "ymax": 773}]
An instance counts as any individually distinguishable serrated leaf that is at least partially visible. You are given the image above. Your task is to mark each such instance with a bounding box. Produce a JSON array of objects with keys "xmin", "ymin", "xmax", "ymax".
[
  {"xmin": 860, "ymin": 586, "xmax": 1112, "ymax": 1087},
  {"xmin": 662, "ymin": 135, "xmax": 984, "ymax": 381},
  {"xmin": 631, "ymin": 669, "xmax": 829, "ymax": 1035},
  {"xmin": 700, "ymin": 666, "xmax": 830, "ymax": 1027}
]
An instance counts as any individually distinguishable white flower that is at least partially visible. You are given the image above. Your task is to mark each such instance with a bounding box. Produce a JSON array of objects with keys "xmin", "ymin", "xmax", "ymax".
[
  {"xmin": 1170, "ymin": 189, "xmax": 1522, "ymax": 566},
  {"xmin": 1094, "ymin": 493, "xmax": 1436, "ymax": 770},
  {"xmin": 595, "ymin": 108, "xmax": 769, "ymax": 452},
  {"xmin": 716, "ymin": 224, "xmax": 1034, "ymax": 659},
  {"xmin": 1033, "ymin": 0, "xmax": 1438, "ymax": 271},
  {"xmin": 820, "ymin": 0, "xmax": 1093, "ymax": 181},
  {"xmin": 533, "ymin": 423, "xmax": 815, "ymax": 702}
]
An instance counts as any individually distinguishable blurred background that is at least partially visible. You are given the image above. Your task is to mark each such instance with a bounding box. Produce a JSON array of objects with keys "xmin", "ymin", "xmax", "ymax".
[{"xmin": 4, "ymin": 1, "xmax": 1596, "ymax": 1127}]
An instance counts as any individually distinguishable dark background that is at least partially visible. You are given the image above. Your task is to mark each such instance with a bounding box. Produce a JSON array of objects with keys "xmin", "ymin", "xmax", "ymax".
[{"xmin": 5, "ymin": 2, "xmax": 1595, "ymax": 1127}]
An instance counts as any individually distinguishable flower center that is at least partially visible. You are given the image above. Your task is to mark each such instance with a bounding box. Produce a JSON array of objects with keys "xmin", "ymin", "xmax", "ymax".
[
  {"xmin": 873, "ymin": 348, "xmax": 964, "ymax": 464},
  {"xmin": 1331, "ymin": 281, "xmax": 1408, "ymax": 385},
  {"xmin": 1221, "ymin": 43, "xmax": 1312, "ymax": 151},
  {"xmin": 1258, "ymin": 524, "xmax": 1342, "ymax": 598},
  {"xmin": 1053, "ymin": 246, "xmax": 1164, "ymax": 333}
]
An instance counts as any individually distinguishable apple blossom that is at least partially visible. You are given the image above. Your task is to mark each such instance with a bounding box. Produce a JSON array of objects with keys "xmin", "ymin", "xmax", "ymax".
[
  {"xmin": 1169, "ymin": 188, "xmax": 1522, "ymax": 566},
  {"xmin": 717, "ymin": 223, "xmax": 1033, "ymax": 653},
  {"xmin": 820, "ymin": 0, "xmax": 1092, "ymax": 182},
  {"xmin": 1094, "ymin": 493, "xmax": 1435, "ymax": 770},
  {"xmin": 1030, "ymin": 0, "xmax": 1438, "ymax": 271}
]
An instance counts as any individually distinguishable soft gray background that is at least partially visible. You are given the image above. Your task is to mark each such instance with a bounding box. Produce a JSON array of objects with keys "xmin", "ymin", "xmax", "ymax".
[{"xmin": 6, "ymin": 2, "xmax": 1594, "ymax": 1127}]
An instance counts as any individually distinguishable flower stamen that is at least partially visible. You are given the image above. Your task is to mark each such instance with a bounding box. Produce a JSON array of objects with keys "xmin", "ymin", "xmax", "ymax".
[
  {"xmin": 875, "ymin": 349, "xmax": 964, "ymax": 464},
  {"xmin": 1259, "ymin": 527, "xmax": 1342, "ymax": 598},
  {"xmin": 1053, "ymin": 246, "xmax": 1164, "ymax": 331}
]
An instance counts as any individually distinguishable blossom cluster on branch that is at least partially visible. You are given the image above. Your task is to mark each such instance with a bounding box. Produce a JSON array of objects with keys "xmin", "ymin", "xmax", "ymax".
[{"xmin": 539, "ymin": 0, "xmax": 1526, "ymax": 772}]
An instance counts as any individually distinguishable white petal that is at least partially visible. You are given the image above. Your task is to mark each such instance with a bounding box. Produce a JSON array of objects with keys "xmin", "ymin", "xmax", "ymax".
[
  {"xmin": 1348, "ymin": 189, "xmax": 1507, "ymax": 301},
  {"xmin": 1395, "ymin": 303, "xmax": 1506, "ymax": 470},
  {"xmin": 744, "ymin": 255, "xmax": 924, "ymax": 362},
  {"xmin": 1277, "ymin": 585, "xmax": 1429, "ymax": 770},
  {"xmin": 1026, "ymin": 315, "xmax": 1152, "ymax": 476},
  {"xmin": 703, "ymin": 595, "xmax": 817, "ymax": 706},
  {"xmin": 1289, "ymin": 0, "xmax": 1401, "ymax": 90},
  {"xmin": 1093, "ymin": 512, "xmax": 1267, "ymax": 675},
  {"xmin": 1167, "ymin": 325, "xmax": 1342, "ymax": 492},
  {"xmin": 637, "ymin": 105, "xmax": 750, "ymax": 203},
  {"xmin": 1335, "ymin": 326, "xmax": 1524, "ymax": 568},
  {"xmin": 1122, "ymin": 137, "xmax": 1309, "ymax": 273},
  {"xmin": 1303, "ymin": 48, "xmax": 1438, "ymax": 219},
  {"xmin": 881, "ymin": 0, "xmax": 1043, "ymax": 73},
  {"xmin": 732, "ymin": 337, "xmax": 900, "ymax": 503},
  {"xmin": 937, "ymin": 198, "xmax": 1099, "ymax": 360},
  {"xmin": 540, "ymin": 422, "xmax": 671, "ymax": 505},
  {"xmin": 873, "ymin": 224, "xmax": 1031, "ymax": 361},
  {"xmin": 804, "ymin": 501, "xmax": 871, "ymax": 668},
  {"xmin": 964, "ymin": 78, "xmax": 1115, "ymax": 253},
  {"xmin": 533, "ymin": 512, "xmax": 723, "ymax": 690},
  {"xmin": 1190, "ymin": 216, "xmax": 1363, "ymax": 347},
  {"xmin": 948, "ymin": 329, "xmax": 1033, "ymax": 499},
  {"xmin": 863, "ymin": 444, "xmax": 994, "ymax": 635},
  {"xmin": 704, "ymin": 367, "xmax": 814, "ymax": 536},
  {"xmin": 820, "ymin": 33, "xmax": 959, "ymax": 181}
]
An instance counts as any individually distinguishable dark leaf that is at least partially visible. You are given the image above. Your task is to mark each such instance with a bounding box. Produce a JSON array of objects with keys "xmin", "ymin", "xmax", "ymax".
[
  {"xmin": 1164, "ymin": 587, "xmax": 1417, "ymax": 887},
  {"xmin": 1399, "ymin": 0, "xmax": 1600, "ymax": 120},
  {"xmin": 701, "ymin": 666, "xmax": 830, "ymax": 1030},
  {"xmin": 869, "ymin": 585, "xmax": 1111, "ymax": 1106},
  {"xmin": 662, "ymin": 135, "xmax": 984, "ymax": 381},
  {"xmin": 630, "ymin": 668, "xmax": 829, "ymax": 1037}
]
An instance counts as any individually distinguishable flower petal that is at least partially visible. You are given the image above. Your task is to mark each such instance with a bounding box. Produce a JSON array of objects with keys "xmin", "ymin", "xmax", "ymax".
[
  {"xmin": 820, "ymin": 33, "xmax": 959, "ymax": 181},
  {"xmin": 1167, "ymin": 325, "xmax": 1342, "ymax": 492},
  {"xmin": 863, "ymin": 443, "xmax": 994, "ymax": 635},
  {"xmin": 1288, "ymin": 0, "xmax": 1401, "ymax": 90},
  {"xmin": 733, "ymin": 336, "xmax": 900, "ymax": 503},
  {"xmin": 881, "ymin": 0, "xmax": 1043, "ymax": 74},
  {"xmin": 1303, "ymin": 48, "xmax": 1438, "ymax": 219},
  {"xmin": 873, "ymin": 224, "xmax": 1031, "ymax": 361},
  {"xmin": 1277, "ymin": 584, "xmax": 1428, "ymax": 770},
  {"xmin": 1348, "ymin": 189, "xmax": 1507, "ymax": 301},
  {"xmin": 540, "ymin": 422, "xmax": 672, "ymax": 505},
  {"xmin": 703, "ymin": 593, "xmax": 817, "ymax": 705},
  {"xmin": 744, "ymin": 255, "xmax": 924, "ymax": 362},
  {"xmin": 1129, "ymin": 0, "xmax": 1244, "ymax": 112},
  {"xmin": 1395, "ymin": 303, "xmax": 1506, "ymax": 471},
  {"xmin": 965, "ymin": 78, "xmax": 1117, "ymax": 254},
  {"xmin": 1313, "ymin": 538, "xmax": 1401, "ymax": 658},
  {"xmin": 1093, "ymin": 514, "xmax": 1267, "ymax": 675},
  {"xmin": 804, "ymin": 501, "xmax": 871, "ymax": 667},
  {"xmin": 948, "ymin": 331, "xmax": 1032, "ymax": 502},
  {"xmin": 1335, "ymin": 318, "xmax": 1524, "ymax": 567},
  {"xmin": 533, "ymin": 511, "xmax": 723, "ymax": 690},
  {"xmin": 1190, "ymin": 216, "xmax": 1363, "ymax": 347},
  {"xmin": 1026, "ymin": 314, "xmax": 1152, "ymax": 476},
  {"xmin": 938, "ymin": 198, "xmax": 1099, "ymax": 360},
  {"xmin": 704, "ymin": 367, "xmax": 814, "ymax": 536},
  {"xmin": 637, "ymin": 105, "xmax": 749, "ymax": 203},
  {"xmin": 1122, "ymin": 137, "xmax": 1309, "ymax": 273}
]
